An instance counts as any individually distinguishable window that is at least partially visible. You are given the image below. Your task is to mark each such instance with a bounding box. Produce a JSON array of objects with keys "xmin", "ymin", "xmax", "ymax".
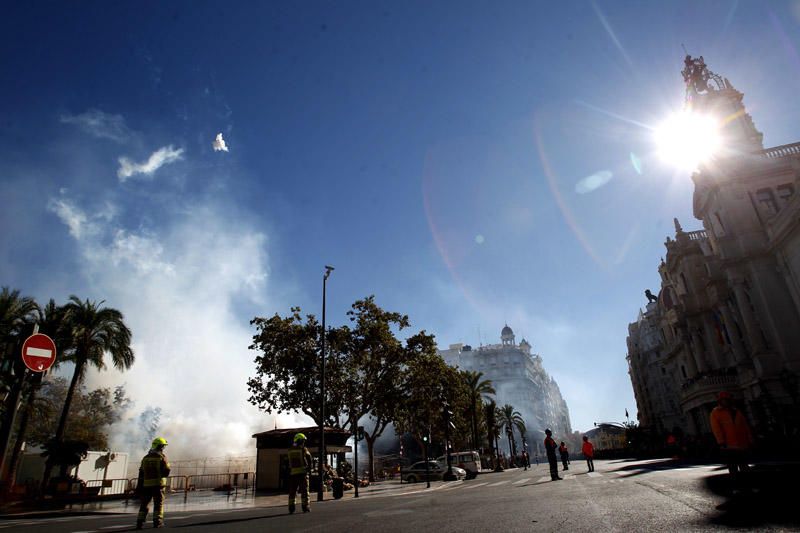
[
  {"xmin": 680, "ymin": 273, "xmax": 690, "ymax": 293},
  {"xmin": 756, "ymin": 188, "xmax": 778, "ymax": 215},
  {"xmin": 777, "ymin": 183, "xmax": 795, "ymax": 203}
]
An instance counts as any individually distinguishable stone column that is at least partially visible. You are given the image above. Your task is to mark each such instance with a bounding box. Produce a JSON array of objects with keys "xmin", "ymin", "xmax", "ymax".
[
  {"xmin": 702, "ymin": 313, "xmax": 724, "ymax": 369},
  {"xmin": 732, "ymin": 281, "xmax": 766, "ymax": 353},
  {"xmin": 688, "ymin": 321, "xmax": 709, "ymax": 374},
  {"xmin": 720, "ymin": 303, "xmax": 747, "ymax": 363}
]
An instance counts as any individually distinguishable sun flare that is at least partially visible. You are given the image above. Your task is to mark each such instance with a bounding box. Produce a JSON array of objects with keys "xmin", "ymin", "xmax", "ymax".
[{"xmin": 654, "ymin": 112, "xmax": 721, "ymax": 171}]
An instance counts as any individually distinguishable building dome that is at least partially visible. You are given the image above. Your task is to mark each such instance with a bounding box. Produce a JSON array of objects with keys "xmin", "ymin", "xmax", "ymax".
[
  {"xmin": 501, "ymin": 324, "xmax": 515, "ymax": 346},
  {"xmin": 501, "ymin": 325, "xmax": 514, "ymax": 336}
]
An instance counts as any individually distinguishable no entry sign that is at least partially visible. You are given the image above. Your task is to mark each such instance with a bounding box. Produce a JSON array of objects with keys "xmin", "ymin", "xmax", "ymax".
[{"xmin": 21, "ymin": 333, "xmax": 57, "ymax": 372}]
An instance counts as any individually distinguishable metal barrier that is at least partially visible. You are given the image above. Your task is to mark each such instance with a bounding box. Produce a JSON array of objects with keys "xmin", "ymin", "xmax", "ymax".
[
  {"xmin": 84, "ymin": 478, "xmax": 131, "ymax": 496},
  {"xmin": 125, "ymin": 472, "xmax": 256, "ymax": 503}
]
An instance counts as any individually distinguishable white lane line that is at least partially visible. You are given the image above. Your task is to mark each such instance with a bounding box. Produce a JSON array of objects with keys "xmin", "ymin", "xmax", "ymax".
[
  {"xmin": 486, "ymin": 480, "xmax": 509, "ymax": 487},
  {"xmin": 536, "ymin": 476, "xmax": 551, "ymax": 483},
  {"xmin": 99, "ymin": 526, "xmax": 129, "ymax": 530},
  {"xmin": 512, "ymin": 478, "xmax": 530, "ymax": 485},
  {"xmin": 463, "ymin": 482, "xmax": 489, "ymax": 490},
  {"xmin": 587, "ymin": 472, "xmax": 603, "ymax": 478},
  {"xmin": 439, "ymin": 483, "xmax": 466, "ymax": 491}
]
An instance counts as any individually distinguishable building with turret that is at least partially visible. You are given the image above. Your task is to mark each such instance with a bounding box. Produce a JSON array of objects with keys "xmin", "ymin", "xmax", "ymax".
[
  {"xmin": 439, "ymin": 325, "xmax": 572, "ymax": 451},
  {"xmin": 627, "ymin": 56, "xmax": 800, "ymax": 444}
]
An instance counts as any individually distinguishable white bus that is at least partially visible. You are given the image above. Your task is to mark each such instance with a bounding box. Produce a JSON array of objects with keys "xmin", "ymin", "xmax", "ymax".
[{"xmin": 435, "ymin": 451, "xmax": 480, "ymax": 478}]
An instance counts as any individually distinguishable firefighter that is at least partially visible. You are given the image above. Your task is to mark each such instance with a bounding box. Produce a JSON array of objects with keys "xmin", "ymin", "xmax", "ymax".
[
  {"xmin": 287, "ymin": 432, "xmax": 313, "ymax": 514},
  {"xmin": 136, "ymin": 437, "xmax": 171, "ymax": 529},
  {"xmin": 559, "ymin": 441, "xmax": 570, "ymax": 471}
]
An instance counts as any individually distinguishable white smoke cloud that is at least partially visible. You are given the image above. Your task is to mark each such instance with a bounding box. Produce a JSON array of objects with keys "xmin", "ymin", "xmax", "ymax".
[
  {"xmin": 49, "ymin": 190, "xmax": 300, "ymax": 461},
  {"xmin": 60, "ymin": 109, "xmax": 133, "ymax": 143},
  {"xmin": 117, "ymin": 146, "xmax": 184, "ymax": 181},
  {"xmin": 212, "ymin": 133, "xmax": 229, "ymax": 152}
]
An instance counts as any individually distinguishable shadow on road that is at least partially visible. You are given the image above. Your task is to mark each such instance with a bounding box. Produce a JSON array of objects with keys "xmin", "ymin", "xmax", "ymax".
[
  {"xmin": 705, "ymin": 465, "xmax": 799, "ymax": 529},
  {"xmin": 172, "ymin": 511, "xmax": 290, "ymax": 528}
]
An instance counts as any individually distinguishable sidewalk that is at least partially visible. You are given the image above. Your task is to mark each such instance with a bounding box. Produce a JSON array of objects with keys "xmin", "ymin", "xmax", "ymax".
[{"xmin": 0, "ymin": 479, "xmax": 448, "ymax": 518}]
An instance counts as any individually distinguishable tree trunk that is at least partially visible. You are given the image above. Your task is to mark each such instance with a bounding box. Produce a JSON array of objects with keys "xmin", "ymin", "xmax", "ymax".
[
  {"xmin": 365, "ymin": 436, "xmax": 375, "ymax": 482},
  {"xmin": 5, "ymin": 373, "xmax": 42, "ymax": 493},
  {"xmin": 470, "ymin": 398, "xmax": 478, "ymax": 452},
  {"xmin": 41, "ymin": 359, "xmax": 83, "ymax": 490},
  {"xmin": 0, "ymin": 366, "xmax": 27, "ymax": 484}
]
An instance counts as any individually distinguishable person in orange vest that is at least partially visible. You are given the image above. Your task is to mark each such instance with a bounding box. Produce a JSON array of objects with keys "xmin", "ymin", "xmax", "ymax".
[
  {"xmin": 136, "ymin": 437, "xmax": 171, "ymax": 529},
  {"xmin": 558, "ymin": 442, "xmax": 570, "ymax": 471},
  {"xmin": 581, "ymin": 436, "xmax": 594, "ymax": 472},
  {"xmin": 709, "ymin": 391, "xmax": 753, "ymax": 481},
  {"xmin": 544, "ymin": 429, "xmax": 562, "ymax": 481}
]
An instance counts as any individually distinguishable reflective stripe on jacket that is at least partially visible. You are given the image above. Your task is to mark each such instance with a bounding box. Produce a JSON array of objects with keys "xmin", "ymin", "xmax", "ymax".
[
  {"xmin": 287, "ymin": 446, "xmax": 309, "ymax": 476},
  {"xmin": 140, "ymin": 451, "xmax": 171, "ymax": 488}
]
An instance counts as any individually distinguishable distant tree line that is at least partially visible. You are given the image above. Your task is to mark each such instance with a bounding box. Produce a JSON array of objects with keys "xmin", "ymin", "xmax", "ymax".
[{"xmin": 247, "ymin": 295, "xmax": 531, "ymax": 480}]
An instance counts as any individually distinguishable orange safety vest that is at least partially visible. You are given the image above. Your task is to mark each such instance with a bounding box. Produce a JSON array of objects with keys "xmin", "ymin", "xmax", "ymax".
[
  {"xmin": 710, "ymin": 406, "xmax": 752, "ymax": 450},
  {"xmin": 582, "ymin": 441, "xmax": 594, "ymax": 457}
]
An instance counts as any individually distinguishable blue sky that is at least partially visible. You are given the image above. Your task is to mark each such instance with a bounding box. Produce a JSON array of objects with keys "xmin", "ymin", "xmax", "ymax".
[{"xmin": 3, "ymin": 1, "xmax": 800, "ymax": 457}]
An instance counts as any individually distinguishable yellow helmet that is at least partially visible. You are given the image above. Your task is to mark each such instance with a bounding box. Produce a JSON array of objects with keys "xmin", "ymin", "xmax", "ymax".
[
  {"xmin": 152, "ymin": 437, "xmax": 168, "ymax": 448},
  {"xmin": 294, "ymin": 433, "xmax": 307, "ymax": 443}
]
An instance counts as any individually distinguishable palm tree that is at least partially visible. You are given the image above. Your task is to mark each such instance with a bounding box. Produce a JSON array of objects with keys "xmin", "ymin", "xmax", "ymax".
[
  {"xmin": 483, "ymin": 399, "xmax": 500, "ymax": 469},
  {"xmin": 0, "ymin": 288, "xmax": 39, "ymax": 479},
  {"xmin": 499, "ymin": 404, "xmax": 524, "ymax": 462},
  {"xmin": 462, "ymin": 370, "xmax": 495, "ymax": 452},
  {"xmin": 42, "ymin": 296, "xmax": 133, "ymax": 488}
]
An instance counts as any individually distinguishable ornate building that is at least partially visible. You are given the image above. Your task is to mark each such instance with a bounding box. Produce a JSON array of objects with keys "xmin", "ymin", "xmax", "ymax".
[
  {"xmin": 439, "ymin": 325, "xmax": 572, "ymax": 449},
  {"xmin": 627, "ymin": 56, "xmax": 800, "ymax": 444}
]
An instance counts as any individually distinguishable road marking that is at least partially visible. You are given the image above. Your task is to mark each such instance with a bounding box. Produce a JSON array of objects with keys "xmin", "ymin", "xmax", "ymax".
[
  {"xmin": 536, "ymin": 476, "xmax": 551, "ymax": 483},
  {"xmin": 99, "ymin": 526, "xmax": 129, "ymax": 530},
  {"xmin": 587, "ymin": 472, "xmax": 603, "ymax": 478},
  {"xmin": 486, "ymin": 480, "xmax": 509, "ymax": 487},
  {"xmin": 512, "ymin": 478, "xmax": 530, "ymax": 485},
  {"xmin": 563, "ymin": 475, "xmax": 576, "ymax": 481},
  {"xmin": 440, "ymin": 483, "xmax": 466, "ymax": 491},
  {"xmin": 463, "ymin": 482, "xmax": 489, "ymax": 490}
]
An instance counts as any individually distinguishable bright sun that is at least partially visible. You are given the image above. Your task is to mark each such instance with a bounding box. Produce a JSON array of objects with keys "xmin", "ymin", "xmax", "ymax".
[{"xmin": 654, "ymin": 111, "xmax": 721, "ymax": 171}]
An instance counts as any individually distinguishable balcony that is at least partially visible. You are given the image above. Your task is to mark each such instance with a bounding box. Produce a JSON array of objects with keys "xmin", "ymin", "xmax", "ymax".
[
  {"xmin": 761, "ymin": 142, "xmax": 800, "ymax": 159},
  {"xmin": 680, "ymin": 368, "xmax": 738, "ymax": 405}
]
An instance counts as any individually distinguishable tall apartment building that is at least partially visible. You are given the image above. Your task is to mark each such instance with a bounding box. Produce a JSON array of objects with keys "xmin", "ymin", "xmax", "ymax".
[
  {"xmin": 627, "ymin": 56, "xmax": 800, "ymax": 442},
  {"xmin": 439, "ymin": 325, "xmax": 572, "ymax": 448}
]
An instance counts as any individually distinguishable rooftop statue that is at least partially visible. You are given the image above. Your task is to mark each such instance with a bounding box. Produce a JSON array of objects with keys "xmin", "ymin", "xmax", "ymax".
[{"xmin": 681, "ymin": 55, "xmax": 724, "ymax": 99}]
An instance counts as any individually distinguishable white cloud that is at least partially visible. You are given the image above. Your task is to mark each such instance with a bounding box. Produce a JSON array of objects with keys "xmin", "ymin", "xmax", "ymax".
[
  {"xmin": 60, "ymin": 109, "xmax": 132, "ymax": 143},
  {"xmin": 47, "ymin": 197, "xmax": 91, "ymax": 239},
  {"xmin": 212, "ymin": 133, "xmax": 229, "ymax": 152},
  {"xmin": 117, "ymin": 146, "xmax": 184, "ymax": 181}
]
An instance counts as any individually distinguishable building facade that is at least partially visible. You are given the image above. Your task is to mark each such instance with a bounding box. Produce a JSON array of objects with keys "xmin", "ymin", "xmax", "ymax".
[
  {"xmin": 627, "ymin": 56, "xmax": 800, "ymax": 445},
  {"xmin": 439, "ymin": 325, "xmax": 572, "ymax": 450}
]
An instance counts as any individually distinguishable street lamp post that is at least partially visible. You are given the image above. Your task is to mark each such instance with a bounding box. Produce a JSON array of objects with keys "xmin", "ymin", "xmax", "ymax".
[{"xmin": 318, "ymin": 265, "xmax": 334, "ymax": 502}]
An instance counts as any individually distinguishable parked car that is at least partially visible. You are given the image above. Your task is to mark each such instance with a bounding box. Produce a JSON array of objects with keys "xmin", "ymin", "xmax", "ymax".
[
  {"xmin": 400, "ymin": 461, "xmax": 466, "ymax": 482},
  {"xmin": 435, "ymin": 451, "xmax": 481, "ymax": 479}
]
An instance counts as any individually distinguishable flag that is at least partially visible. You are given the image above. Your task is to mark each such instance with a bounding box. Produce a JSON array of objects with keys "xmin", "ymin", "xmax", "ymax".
[{"xmin": 625, "ymin": 409, "xmax": 629, "ymax": 418}]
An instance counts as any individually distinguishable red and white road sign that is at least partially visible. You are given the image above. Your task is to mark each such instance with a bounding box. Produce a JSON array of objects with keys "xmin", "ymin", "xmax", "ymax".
[{"xmin": 21, "ymin": 333, "xmax": 57, "ymax": 372}]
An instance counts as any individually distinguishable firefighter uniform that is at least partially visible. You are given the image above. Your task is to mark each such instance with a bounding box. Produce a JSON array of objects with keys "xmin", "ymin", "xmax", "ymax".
[
  {"xmin": 544, "ymin": 429, "xmax": 561, "ymax": 481},
  {"xmin": 287, "ymin": 433, "xmax": 313, "ymax": 514},
  {"xmin": 137, "ymin": 437, "xmax": 171, "ymax": 529}
]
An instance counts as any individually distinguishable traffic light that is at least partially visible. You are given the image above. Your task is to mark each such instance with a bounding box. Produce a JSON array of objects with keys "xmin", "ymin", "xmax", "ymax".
[{"xmin": 422, "ymin": 434, "xmax": 429, "ymax": 443}]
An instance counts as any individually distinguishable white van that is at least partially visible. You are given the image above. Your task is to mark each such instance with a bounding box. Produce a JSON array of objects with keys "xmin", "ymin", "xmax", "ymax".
[{"xmin": 436, "ymin": 451, "xmax": 480, "ymax": 479}]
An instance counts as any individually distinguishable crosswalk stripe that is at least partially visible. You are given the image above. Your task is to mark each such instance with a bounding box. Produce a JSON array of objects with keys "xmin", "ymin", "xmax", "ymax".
[
  {"xmin": 536, "ymin": 476, "xmax": 551, "ymax": 483},
  {"xmin": 440, "ymin": 482, "xmax": 466, "ymax": 491},
  {"xmin": 512, "ymin": 478, "xmax": 530, "ymax": 485},
  {"xmin": 486, "ymin": 480, "xmax": 509, "ymax": 487},
  {"xmin": 563, "ymin": 475, "xmax": 576, "ymax": 481},
  {"xmin": 463, "ymin": 481, "xmax": 489, "ymax": 490},
  {"xmin": 587, "ymin": 472, "xmax": 603, "ymax": 478}
]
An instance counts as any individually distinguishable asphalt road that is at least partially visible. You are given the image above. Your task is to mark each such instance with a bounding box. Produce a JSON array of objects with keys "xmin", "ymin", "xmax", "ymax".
[{"xmin": 2, "ymin": 459, "xmax": 797, "ymax": 532}]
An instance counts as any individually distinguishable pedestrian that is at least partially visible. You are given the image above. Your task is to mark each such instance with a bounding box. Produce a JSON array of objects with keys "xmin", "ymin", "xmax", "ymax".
[
  {"xmin": 710, "ymin": 391, "xmax": 753, "ymax": 490},
  {"xmin": 559, "ymin": 441, "xmax": 570, "ymax": 471},
  {"xmin": 136, "ymin": 437, "xmax": 171, "ymax": 529},
  {"xmin": 582, "ymin": 436, "xmax": 594, "ymax": 472},
  {"xmin": 544, "ymin": 429, "xmax": 562, "ymax": 481},
  {"xmin": 522, "ymin": 450, "xmax": 529, "ymax": 471},
  {"xmin": 287, "ymin": 432, "xmax": 313, "ymax": 514}
]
